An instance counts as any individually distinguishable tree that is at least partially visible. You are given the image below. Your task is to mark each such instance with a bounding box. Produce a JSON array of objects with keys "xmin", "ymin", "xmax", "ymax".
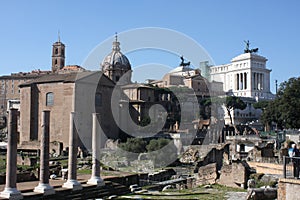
[
  {"xmin": 253, "ymin": 100, "xmax": 269, "ymax": 110},
  {"xmin": 119, "ymin": 138, "xmax": 147, "ymax": 153},
  {"xmin": 261, "ymin": 77, "xmax": 300, "ymax": 129},
  {"xmin": 224, "ymin": 96, "xmax": 247, "ymax": 125},
  {"xmin": 146, "ymin": 138, "xmax": 170, "ymax": 152}
]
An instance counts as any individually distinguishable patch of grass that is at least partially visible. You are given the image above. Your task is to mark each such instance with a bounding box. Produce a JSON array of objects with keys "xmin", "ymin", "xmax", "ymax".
[
  {"xmin": 77, "ymin": 169, "xmax": 92, "ymax": 175},
  {"xmin": 119, "ymin": 184, "xmax": 246, "ymax": 200}
]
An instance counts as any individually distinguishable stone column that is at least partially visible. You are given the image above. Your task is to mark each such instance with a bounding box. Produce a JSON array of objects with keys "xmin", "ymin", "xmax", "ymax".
[
  {"xmin": 236, "ymin": 73, "xmax": 239, "ymax": 90},
  {"xmin": 256, "ymin": 73, "xmax": 259, "ymax": 90},
  {"xmin": 253, "ymin": 72, "xmax": 256, "ymax": 90},
  {"xmin": 261, "ymin": 74, "xmax": 264, "ymax": 90},
  {"xmin": 0, "ymin": 108, "xmax": 23, "ymax": 200},
  {"xmin": 34, "ymin": 111, "xmax": 55, "ymax": 195},
  {"xmin": 244, "ymin": 72, "xmax": 247, "ymax": 90},
  {"xmin": 63, "ymin": 112, "xmax": 82, "ymax": 190},
  {"xmin": 87, "ymin": 113, "xmax": 104, "ymax": 186},
  {"xmin": 240, "ymin": 73, "xmax": 243, "ymax": 90}
]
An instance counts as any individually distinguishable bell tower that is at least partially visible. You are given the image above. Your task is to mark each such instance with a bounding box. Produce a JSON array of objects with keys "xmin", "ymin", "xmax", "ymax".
[{"xmin": 52, "ymin": 33, "xmax": 65, "ymax": 73}]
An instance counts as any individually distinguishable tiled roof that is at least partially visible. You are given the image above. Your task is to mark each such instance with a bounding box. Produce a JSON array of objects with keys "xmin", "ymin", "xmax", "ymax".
[
  {"xmin": 19, "ymin": 71, "xmax": 116, "ymax": 88},
  {"xmin": 19, "ymin": 72, "xmax": 99, "ymax": 87}
]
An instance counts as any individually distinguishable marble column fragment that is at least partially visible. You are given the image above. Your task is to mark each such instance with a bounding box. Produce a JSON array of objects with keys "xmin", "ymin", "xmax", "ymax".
[
  {"xmin": 0, "ymin": 108, "xmax": 23, "ymax": 200},
  {"xmin": 63, "ymin": 112, "xmax": 82, "ymax": 190},
  {"xmin": 87, "ymin": 113, "xmax": 104, "ymax": 186},
  {"xmin": 34, "ymin": 110, "xmax": 55, "ymax": 195}
]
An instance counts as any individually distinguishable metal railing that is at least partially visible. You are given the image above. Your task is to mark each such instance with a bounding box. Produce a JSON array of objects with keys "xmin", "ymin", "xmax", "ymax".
[{"xmin": 283, "ymin": 156, "xmax": 300, "ymax": 179}]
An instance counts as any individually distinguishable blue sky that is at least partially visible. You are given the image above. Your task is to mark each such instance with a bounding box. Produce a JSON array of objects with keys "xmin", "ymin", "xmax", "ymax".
[{"xmin": 0, "ymin": 1, "xmax": 300, "ymax": 93}]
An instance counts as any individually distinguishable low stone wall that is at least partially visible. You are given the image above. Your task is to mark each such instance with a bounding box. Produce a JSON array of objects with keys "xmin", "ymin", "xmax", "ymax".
[
  {"xmin": 105, "ymin": 174, "xmax": 139, "ymax": 187},
  {"xmin": 0, "ymin": 172, "xmax": 37, "ymax": 184},
  {"xmin": 278, "ymin": 178, "xmax": 300, "ymax": 200},
  {"xmin": 248, "ymin": 161, "xmax": 283, "ymax": 175}
]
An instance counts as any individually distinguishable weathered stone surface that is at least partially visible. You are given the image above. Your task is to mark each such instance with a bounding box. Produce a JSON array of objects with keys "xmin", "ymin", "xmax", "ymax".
[
  {"xmin": 260, "ymin": 174, "xmax": 280, "ymax": 185},
  {"xmin": 278, "ymin": 178, "xmax": 300, "ymax": 200},
  {"xmin": 218, "ymin": 160, "xmax": 251, "ymax": 188},
  {"xmin": 196, "ymin": 163, "xmax": 217, "ymax": 185}
]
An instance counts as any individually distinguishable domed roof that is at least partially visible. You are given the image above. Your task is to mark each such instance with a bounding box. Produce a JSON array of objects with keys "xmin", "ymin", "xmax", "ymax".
[{"xmin": 101, "ymin": 37, "xmax": 131, "ymax": 72}]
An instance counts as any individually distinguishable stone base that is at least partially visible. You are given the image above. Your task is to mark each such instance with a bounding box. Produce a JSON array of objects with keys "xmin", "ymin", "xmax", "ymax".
[
  {"xmin": 34, "ymin": 183, "xmax": 55, "ymax": 195},
  {"xmin": 0, "ymin": 187, "xmax": 23, "ymax": 200},
  {"xmin": 63, "ymin": 179, "xmax": 82, "ymax": 190},
  {"xmin": 87, "ymin": 176, "xmax": 105, "ymax": 187}
]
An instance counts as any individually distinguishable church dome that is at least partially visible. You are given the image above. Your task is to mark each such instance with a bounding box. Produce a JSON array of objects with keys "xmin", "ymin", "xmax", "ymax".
[{"xmin": 101, "ymin": 38, "xmax": 131, "ymax": 72}]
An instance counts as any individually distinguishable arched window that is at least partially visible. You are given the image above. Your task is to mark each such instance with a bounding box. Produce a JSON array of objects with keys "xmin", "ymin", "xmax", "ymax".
[
  {"xmin": 55, "ymin": 59, "xmax": 57, "ymax": 64},
  {"xmin": 46, "ymin": 92, "xmax": 54, "ymax": 106},
  {"xmin": 55, "ymin": 48, "xmax": 58, "ymax": 54}
]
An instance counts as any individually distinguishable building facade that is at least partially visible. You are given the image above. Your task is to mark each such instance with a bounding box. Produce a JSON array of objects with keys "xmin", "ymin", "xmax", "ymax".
[
  {"xmin": 0, "ymin": 37, "xmax": 84, "ymax": 124},
  {"xmin": 209, "ymin": 52, "xmax": 274, "ymax": 100},
  {"xmin": 0, "ymin": 71, "xmax": 50, "ymax": 118},
  {"xmin": 19, "ymin": 72, "xmax": 118, "ymax": 150}
]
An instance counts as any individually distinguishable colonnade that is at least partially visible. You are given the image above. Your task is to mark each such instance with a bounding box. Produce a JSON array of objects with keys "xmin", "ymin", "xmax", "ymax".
[
  {"xmin": 0, "ymin": 109, "xmax": 104, "ymax": 199},
  {"xmin": 236, "ymin": 72, "xmax": 248, "ymax": 90},
  {"xmin": 252, "ymin": 72, "xmax": 264, "ymax": 90},
  {"xmin": 235, "ymin": 72, "xmax": 264, "ymax": 91}
]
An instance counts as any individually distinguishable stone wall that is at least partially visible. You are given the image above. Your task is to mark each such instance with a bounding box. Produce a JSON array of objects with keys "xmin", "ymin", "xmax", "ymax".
[
  {"xmin": 218, "ymin": 160, "xmax": 251, "ymax": 188},
  {"xmin": 105, "ymin": 174, "xmax": 139, "ymax": 187},
  {"xmin": 17, "ymin": 154, "xmax": 37, "ymax": 166},
  {"xmin": 248, "ymin": 161, "xmax": 283, "ymax": 175},
  {"xmin": 20, "ymin": 82, "xmax": 74, "ymax": 147},
  {"xmin": 0, "ymin": 171, "xmax": 37, "ymax": 184},
  {"xmin": 196, "ymin": 163, "xmax": 217, "ymax": 185},
  {"xmin": 278, "ymin": 178, "xmax": 300, "ymax": 200}
]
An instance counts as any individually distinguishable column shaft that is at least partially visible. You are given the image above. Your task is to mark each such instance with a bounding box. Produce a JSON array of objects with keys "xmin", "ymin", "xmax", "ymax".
[
  {"xmin": 87, "ymin": 113, "xmax": 104, "ymax": 186},
  {"xmin": 0, "ymin": 108, "xmax": 22, "ymax": 199},
  {"xmin": 6, "ymin": 109, "xmax": 18, "ymax": 188},
  {"xmin": 40, "ymin": 111, "xmax": 50, "ymax": 184},
  {"xmin": 34, "ymin": 110, "xmax": 55, "ymax": 195},
  {"xmin": 63, "ymin": 112, "xmax": 82, "ymax": 190},
  {"xmin": 68, "ymin": 112, "xmax": 77, "ymax": 180}
]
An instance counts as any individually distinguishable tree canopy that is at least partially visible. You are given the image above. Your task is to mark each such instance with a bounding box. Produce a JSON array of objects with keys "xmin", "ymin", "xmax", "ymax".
[
  {"xmin": 224, "ymin": 96, "xmax": 247, "ymax": 125},
  {"xmin": 261, "ymin": 77, "xmax": 300, "ymax": 129},
  {"xmin": 200, "ymin": 96, "xmax": 246, "ymax": 125}
]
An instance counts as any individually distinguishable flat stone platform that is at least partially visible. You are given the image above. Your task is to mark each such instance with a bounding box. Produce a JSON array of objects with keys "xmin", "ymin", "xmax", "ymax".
[{"xmin": 0, "ymin": 173, "xmax": 136, "ymax": 199}]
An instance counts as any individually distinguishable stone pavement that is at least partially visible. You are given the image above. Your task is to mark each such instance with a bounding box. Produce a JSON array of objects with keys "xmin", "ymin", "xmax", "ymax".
[
  {"xmin": 0, "ymin": 174, "xmax": 92, "ymax": 192},
  {"xmin": 225, "ymin": 191, "xmax": 248, "ymax": 200}
]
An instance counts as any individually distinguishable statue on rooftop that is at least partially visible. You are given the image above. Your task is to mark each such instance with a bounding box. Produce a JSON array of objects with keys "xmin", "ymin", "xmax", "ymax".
[
  {"xmin": 180, "ymin": 56, "xmax": 190, "ymax": 67},
  {"xmin": 244, "ymin": 40, "xmax": 259, "ymax": 53}
]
